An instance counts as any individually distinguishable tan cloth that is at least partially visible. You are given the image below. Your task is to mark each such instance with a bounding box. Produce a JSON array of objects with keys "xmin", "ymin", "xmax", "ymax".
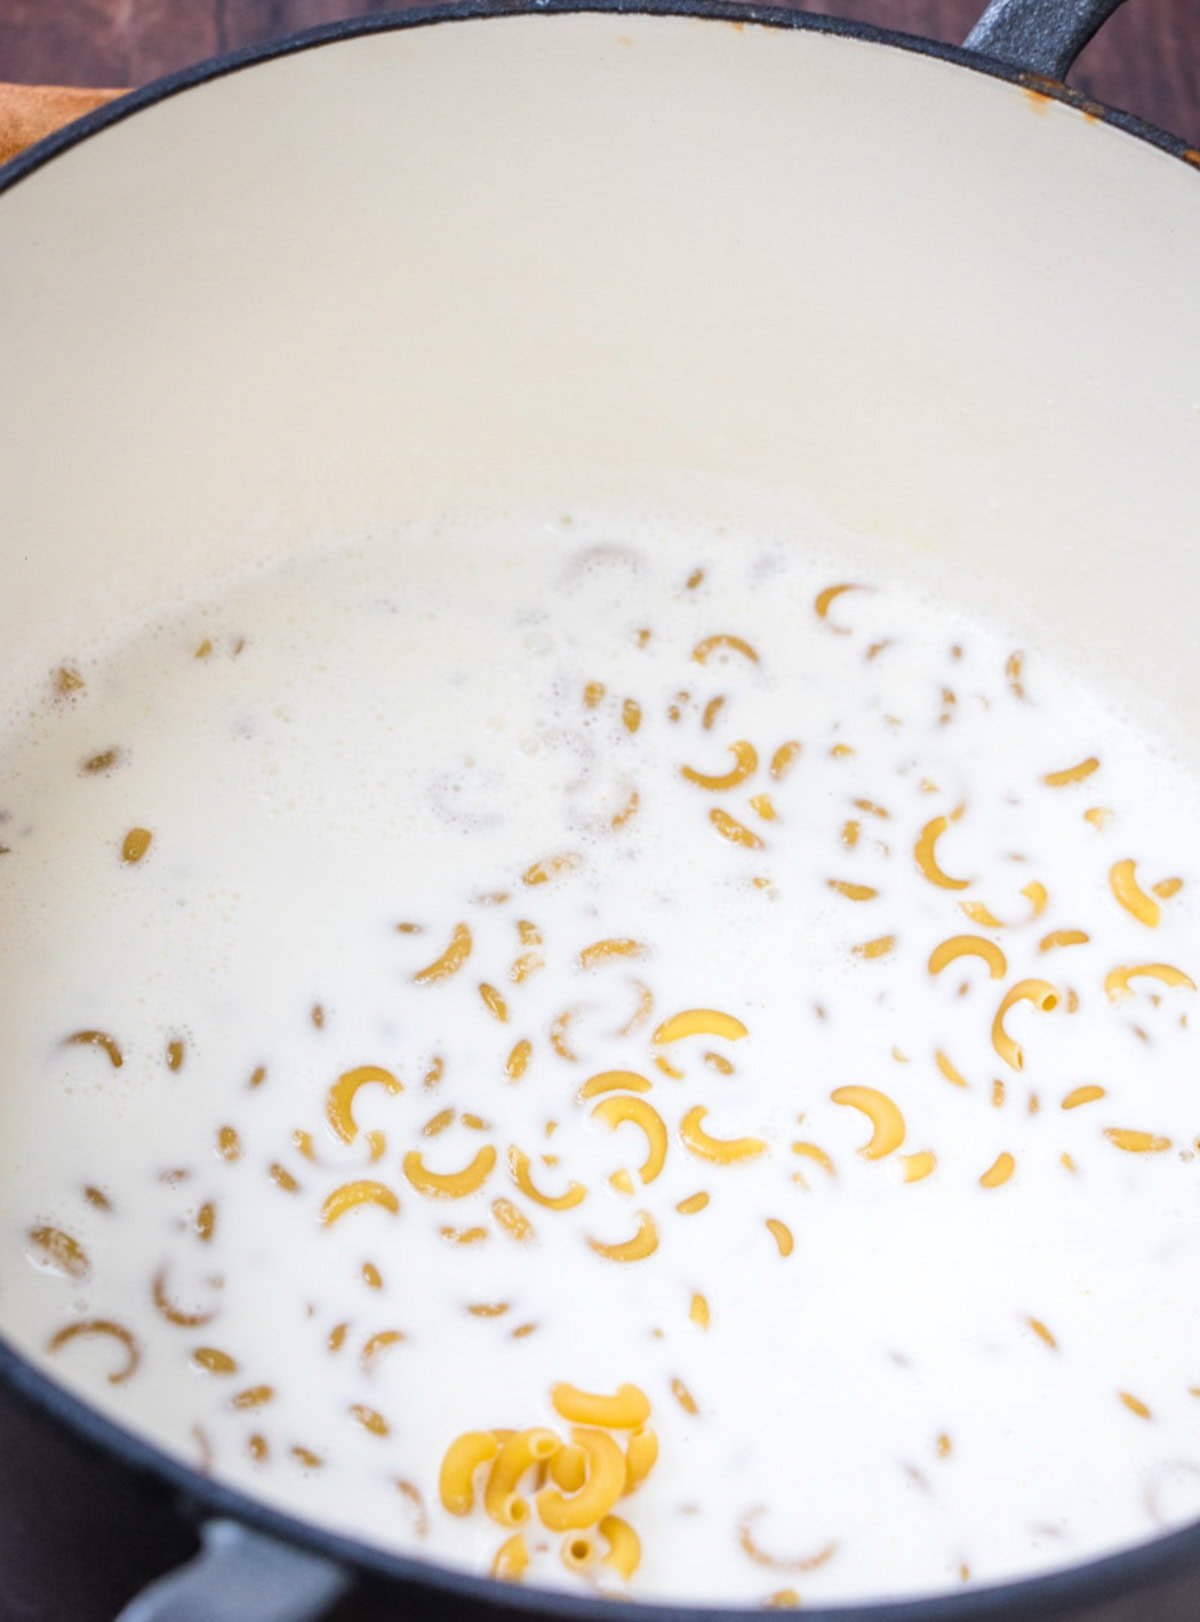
[{"xmin": 0, "ymin": 83, "xmax": 124, "ymax": 167}]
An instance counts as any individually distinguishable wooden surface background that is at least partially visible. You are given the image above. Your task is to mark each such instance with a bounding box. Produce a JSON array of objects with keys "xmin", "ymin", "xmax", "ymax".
[{"xmin": 0, "ymin": 0, "xmax": 1198, "ymax": 145}]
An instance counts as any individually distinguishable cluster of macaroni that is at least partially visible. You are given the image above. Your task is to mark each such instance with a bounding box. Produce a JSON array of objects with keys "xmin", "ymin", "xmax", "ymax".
[{"xmin": 439, "ymin": 1381, "xmax": 654, "ymax": 1584}]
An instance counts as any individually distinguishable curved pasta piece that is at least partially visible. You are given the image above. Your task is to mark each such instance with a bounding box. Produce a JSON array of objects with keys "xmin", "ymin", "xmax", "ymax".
[
  {"xmin": 1104, "ymin": 963, "xmax": 1195, "ymax": 1002},
  {"xmin": 979, "ymin": 1152, "xmax": 1016, "ymax": 1189},
  {"xmin": 1040, "ymin": 929, "xmax": 1090, "ymax": 953},
  {"xmin": 491, "ymin": 1533, "xmax": 529, "ymax": 1582},
  {"xmin": 590, "ymin": 1096, "xmax": 668, "ymax": 1183},
  {"xmin": 486, "ymin": 1428, "xmax": 560, "ymax": 1526},
  {"xmin": 599, "ymin": 1514, "xmax": 641, "ymax": 1580},
  {"xmin": 927, "ymin": 935, "xmax": 1006, "ymax": 980},
  {"xmin": 934, "ymin": 1050, "xmax": 969, "ymax": 1090},
  {"xmin": 991, "ymin": 979, "xmax": 1059, "ymax": 1071},
  {"xmin": 827, "ymin": 879, "xmax": 877, "ymax": 901},
  {"xmin": 152, "ymin": 1265, "xmax": 220, "ymax": 1327},
  {"xmin": 492, "ymin": 1197, "xmax": 535, "ymax": 1243},
  {"xmin": 1062, "ymin": 1084, "xmax": 1106, "ymax": 1110},
  {"xmin": 361, "ymin": 1329, "xmax": 406, "ymax": 1371},
  {"xmin": 913, "ymin": 812, "xmax": 970, "ymax": 890},
  {"xmin": 679, "ymin": 1105, "xmax": 767, "ymax": 1164},
  {"xmin": 412, "ymin": 922, "xmax": 472, "ymax": 984},
  {"xmin": 63, "ymin": 1029, "xmax": 124, "ymax": 1068},
  {"xmin": 738, "ymin": 1507, "xmax": 839, "ymax": 1573},
  {"xmin": 523, "ymin": 852, "xmax": 583, "ymax": 887},
  {"xmin": 551, "ymin": 1382, "xmax": 651, "ymax": 1429},
  {"xmin": 653, "ymin": 1008, "xmax": 748, "ymax": 1047},
  {"xmin": 27, "ymin": 1226, "xmax": 89, "ymax": 1280},
  {"xmin": 1110, "ymin": 860, "xmax": 1161, "ymax": 928},
  {"xmin": 624, "ymin": 1426, "xmax": 658, "ymax": 1495},
  {"xmin": 578, "ymin": 1069, "xmax": 653, "ymax": 1100},
  {"xmin": 319, "ymin": 1180, "xmax": 400, "ymax": 1226},
  {"xmin": 791, "ymin": 1141, "xmax": 836, "ymax": 1180},
  {"xmin": 691, "ymin": 633, "xmax": 759, "ymax": 666},
  {"xmin": 586, "ymin": 1210, "xmax": 659, "ymax": 1263},
  {"xmin": 579, "ymin": 938, "xmax": 646, "ymax": 969},
  {"xmin": 479, "ymin": 983, "xmax": 509, "ymax": 1022},
  {"xmin": 853, "ymin": 934, "xmax": 895, "ymax": 960},
  {"xmin": 830, "ymin": 1086, "xmax": 906, "ymax": 1159},
  {"xmin": 549, "ymin": 1444, "xmax": 587, "ymax": 1492},
  {"xmin": 537, "ymin": 1426, "xmax": 628, "ymax": 1530},
  {"xmin": 900, "ymin": 1149, "xmax": 937, "ymax": 1184},
  {"xmin": 403, "ymin": 1145, "xmax": 496, "ymax": 1200},
  {"xmin": 960, "ymin": 880, "xmax": 1048, "ymax": 929},
  {"xmin": 1104, "ymin": 1128, "xmax": 1172, "ymax": 1154},
  {"xmin": 814, "ymin": 582, "xmax": 865, "ymax": 634},
  {"xmin": 1043, "ymin": 757, "xmax": 1100, "ymax": 787},
  {"xmin": 508, "ymin": 1146, "xmax": 586, "ymax": 1210},
  {"xmin": 47, "ymin": 1319, "xmax": 140, "ymax": 1384},
  {"xmin": 440, "ymin": 1430, "xmax": 501, "ymax": 1515},
  {"xmin": 765, "ymin": 1218, "xmax": 794, "ymax": 1257},
  {"xmin": 680, "ymin": 741, "xmax": 758, "ymax": 792},
  {"xmin": 326, "ymin": 1064, "xmax": 403, "ymax": 1145},
  {"xmin": 709, "ymin": 807, "xmax": 764, "ymax": 850},
  {"xmin": 770, "ymin": 741, "xmax": 801, "ymax": 780}
]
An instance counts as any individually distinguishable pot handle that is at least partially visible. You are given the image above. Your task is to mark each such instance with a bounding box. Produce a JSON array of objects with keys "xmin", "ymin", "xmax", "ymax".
[
  {"xmin": 964, "ymin": 0, "xmax": 1126, "ymax": 79},
  {"xmin": 115, "ymin": 1518, "xmax": 351, "ymax": 1622}
]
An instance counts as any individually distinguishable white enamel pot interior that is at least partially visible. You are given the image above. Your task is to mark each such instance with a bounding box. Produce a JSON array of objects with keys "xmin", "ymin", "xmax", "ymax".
[{"xmin": 1, "ymin": 6, "xmax": 1199, "ymax": 1620}]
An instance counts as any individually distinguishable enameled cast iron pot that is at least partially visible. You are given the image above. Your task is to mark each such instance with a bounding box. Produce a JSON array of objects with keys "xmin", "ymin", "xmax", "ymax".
[{"xmin": 1, "ymin": 1, "xmax": 1199, "ymax": 1617}]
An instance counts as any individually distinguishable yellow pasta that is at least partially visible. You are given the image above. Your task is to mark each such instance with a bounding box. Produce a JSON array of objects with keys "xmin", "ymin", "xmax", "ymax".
[
  {"xmin": 579, "ymin": 938, "xmax": 647, "ymax": 969},
  {"xmin": 578, "ymin": 1069, "xmax": 654, "ymax": 1100},
  {"xmin": 1119, "ymin": 1391, "xmax": 1152, "ymax": 1420},
  {"xmin": 151, "ymin": 1265, "xmax": 218, "ymax": 1327},
  {"xmin": 1105, "ymin": 963, "xmax": 1196, "ymax": 1001},
  {"xmin": 1109, "ymin": 860, "xmax": 1161, "ymax": 928},
  {"xmin": 960, "ymin": 880, "xmax": 1048, "ymax": 929},
  {"xmin": 676, "ymin": 1191, "xmax": 710, "ymax": 1215},
  {"xmin": 670, "ymin": 1377, "xmax": 699, "ymax": 1416},
  {"xmin": 440, "ymin": 1430, "xmax": 501, "ymax": 1515},
  {"xmin": 231, "ymin": 1384, "xmax": 275, "ymax": 1410},
  {"xmin": 1040, "ymin": 929, "xmax": 1090, "ymax": 952},
  {"xmin": 681, "ymin": 741, "xmax": 758, "ymax": 791},
  {"xmin": 537, "ymin": 1426, "xmax": 627, "ymax": 1530},
  {"xmin": 935, "ymin": 1050, "xmax": 969, "ymax": 1090},
  {"xmin": 551, "ymin": 1382, "xmax": 651, "ymax": 1429},
  {"xmin": 765, "ymin": 1218, "xmax": 794, "ymax": 1257},
  {"xmin": 928, "ymin": 935, "xmax": 1007, "ymax": 980},
  {"xmin": 403, "ymin": 1145, "xmax": 496, "ymax": 1199},
  {"xmin": 523, "ymin": 852, "xmax": 583, "ymax": 887},
  {"xmin": 561, "ymin": 1532, "xmax": 598, "ymax": 1573},
  {"xmin": 599, "ymin": 1514, "xmax": 642, "ymax": 1580},
  {"xmin": 326, "ymin": 1064, "xmax": 402, "ymax": 1145},
  {"xmin": 587, "ymin": 1210, "xmax": 660, "ymax": 1263},
  {"xmin": 550, "ymin": 1444, "xmax": 587, "ymax": 1492},
  {"xmin": 623, "ymin": 1426, "xmax": 658, "ymax": 1495},
  {"xmin": 914, "ymin": 811, "xmax": 970, "ymax": 890},
  {"xmin": 508, "ymin": 1146, "xmax": 587, "ymax": 1210},
  {"xmin": 479, "ymin": 983, "xmax": 510, "ymax": 1023},
  {"xmin": 622, "ymin": 698, "xmax": 642, "ymax": 734},
  {"xmin": 47, "ymin": 1319, "xmax": 140, "ymax": 1384},
  {"xmin": 28, "ymin": 1226, "xmax": 89, "ymax": 1280},
  {"xmin": 979, "ymin": 1152, "xmax": 1016, "ymax": 1189},
  {"xmin": 1043, "ymin": 757, "xmax": 1100, "ymax": 787},
  {"xmin": 590, "ymin": 1095, "xmax": 668, "ymax": 1183},
  {"xmin": 1026, "ymin": 1317, "xmax": 1058, "ymax": 1349},
  {"xmin": 319, "ymin": 1180, "xmax": 401, "ymax": 1226},
  {"xmin": 770, "ymin": 741, "xmax": 802, "ymax": 780},
  {"xmin": 492, "ymin": 1197, "xmax": 535, "ymax": 1243},
  {"xmin": 653, "ymin": 1008, "xmax": 748, "ymax": 1047},
  {"xmin": 121, "ymin": 827, "xmax": 153, "ymax": 864},
  {"xmin": 679, "ymin": 1105, "xmax": 767, "ymax": 1164},
  {"xmin": 900, "ymin": 1149, "xmax": 937, "ymax": 1184},
  {"xmin": 350, "ymin": 1403, "xmax": 390, "ymax": 1438},
  {"xmin": 1104, "ymin": 1128, "xmax": 1172, "ymax": 1154},
  {"xmin": 991, "ymin": 979, "xmax": 1059, "ymax": 1071},
  {"xmin": 361, "ymin": 1329, "xmax": 406, "ymax": 1371},
  {"xmin": 791, "ymin": 1141, "xmax": 836, "ymax": 1180},
  {"xmin": 830, "ymin": 1086, "xmax": 906, "ymax": 1159},
  {"xmin": 63, "ymin": 1029, "xmax": 124, "ymax": 1068},
  {"xmin": 505, "ymin": 1039, "xmax": 532, "ymax": 1081},
  {"xmin": 853, "ymin": 935, "xmax": 896, "ymax": 960},
  {"xmin": 491, "ymin": 1533, "xmax": 529, "ymax": 1582},
  {"xmin": 738, "ymin": 1508, "xmax": 839, "ymax": 1573},
  {"xmin": 1061, "ymin": 1085, "xmax": 1106, "ymax": 1110},
  {"xmin": 709, "ymin": 807, "xmax": 765, "ymax": 850},
  {"xmin": 690, "ymin": 1292, "xmax": 711, "ymax": 1329},
  {"xmin": 827, "ymin": 879, "xmax": 878, "ymax": 901},
  {"xmin": 485, "ymin": 1428, "xmax": 560, "ymax": 1526},
  {"xmin": 191, "ymin": 1346, "xmax": 238, "ymax": 1375},
  {"xmin": 691, "ymin": 633, "xmax": 760, "ymax": 665},
  {"xmin": 814, "ymin": 582, "xmax": 864, "ymax": 633},
  {"xmin": 412, "ymin": 922, "xmax": 472, "ymax": 984},
  {"xmin": 1153, "ymin": 876, "xmax": 1183, "ymax": 900}
]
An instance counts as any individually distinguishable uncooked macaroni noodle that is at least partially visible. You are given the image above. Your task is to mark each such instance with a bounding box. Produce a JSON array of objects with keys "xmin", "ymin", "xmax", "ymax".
[{"xmin": 1, "ymin": 513, "xmax": 1200, "ymax": 1603}]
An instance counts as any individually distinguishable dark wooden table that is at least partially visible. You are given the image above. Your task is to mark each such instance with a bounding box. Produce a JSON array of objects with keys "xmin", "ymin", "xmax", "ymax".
[
  {"xmin": 0, "ymin": 0, "xmax": 1198, "ymax": 143},
  {"xmin": 2, "ymin": 1, "xmax": 1200, "ymax": 1619}
]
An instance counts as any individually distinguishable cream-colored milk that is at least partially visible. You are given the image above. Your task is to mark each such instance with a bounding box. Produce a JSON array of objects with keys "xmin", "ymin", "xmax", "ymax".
[{"xmin": 2, "ymin": 514, "xmax": 1200, "ymax": 1605}]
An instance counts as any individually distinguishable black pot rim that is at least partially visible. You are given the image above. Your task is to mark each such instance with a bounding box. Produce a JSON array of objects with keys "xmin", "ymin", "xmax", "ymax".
[{"xmin": 2, "ymin": 4, "xmax": 1199, "ymax": 1618}]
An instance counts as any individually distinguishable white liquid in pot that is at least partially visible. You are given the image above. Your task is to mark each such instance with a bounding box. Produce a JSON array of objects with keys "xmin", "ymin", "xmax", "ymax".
[{"xmin": 2, "ymin": 514, "xmax": 1200, "ymax": 1605}]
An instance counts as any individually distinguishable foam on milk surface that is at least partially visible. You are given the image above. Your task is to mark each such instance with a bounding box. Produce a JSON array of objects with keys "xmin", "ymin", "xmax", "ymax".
[{"xmin": 2, "ymin": 514, "xmax": 1200, "ymax": 1604}]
